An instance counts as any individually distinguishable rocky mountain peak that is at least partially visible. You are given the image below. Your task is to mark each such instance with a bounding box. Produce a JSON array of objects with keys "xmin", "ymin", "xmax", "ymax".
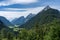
[{"xmin": 44, "ymin": 5, "xmax": 51, "ymax": 11}]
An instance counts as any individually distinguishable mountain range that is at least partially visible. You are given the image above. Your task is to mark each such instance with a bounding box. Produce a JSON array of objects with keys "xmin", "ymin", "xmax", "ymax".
[
  {"xmin": 0, "ymin": 13, "xmax": 35, "ymax": 29},
  {"xmin": 11, "ymin": 13, "xmax": 35, "ymax": 26},
  {"xmin": 19, "ymin": 6, "xmax": 60, "ymax": 29},
  {"xmin": 0, "ymin": 6, "xmax": 60, "ymax": 29}
]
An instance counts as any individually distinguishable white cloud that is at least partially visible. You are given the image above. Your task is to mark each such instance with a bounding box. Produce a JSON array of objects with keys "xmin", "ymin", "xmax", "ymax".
[
  {"xmin": 46, "ymin": 5, "xmax": 60, "ymax": 11},
  {"xmin": 0, "ymin": 6, "xmax": 44, "ymax": 21},
  {"xmin": 0, "ymin": 2, "xmax": 9, "ymax": 6},
  {"xmin": 11, "ymin": 0, "xmax": 38, "ymax": 4},
  {"xmin": 4, "ymin": 8, "xmax": 27, "ymax": 10},
  {"xmin": 0, "ymin": 0, "xmax": 38, "ymax": 6}
]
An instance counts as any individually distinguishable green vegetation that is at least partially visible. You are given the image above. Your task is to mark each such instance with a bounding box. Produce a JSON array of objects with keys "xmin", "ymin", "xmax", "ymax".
[{"xmin": 0, "ymin": 18, "xmax": 60, "ymax": 40}]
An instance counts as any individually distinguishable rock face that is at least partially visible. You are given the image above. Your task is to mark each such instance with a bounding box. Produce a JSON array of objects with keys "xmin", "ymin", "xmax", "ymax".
[{"xmin": 43, "ymin": 5, "xmax": 51, "ymax": 11}]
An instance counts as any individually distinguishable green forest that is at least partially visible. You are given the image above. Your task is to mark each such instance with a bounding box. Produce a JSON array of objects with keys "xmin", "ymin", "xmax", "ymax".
[{"xmin": 0, "ymin": 18, "xmax": 60, "ymax": 40}]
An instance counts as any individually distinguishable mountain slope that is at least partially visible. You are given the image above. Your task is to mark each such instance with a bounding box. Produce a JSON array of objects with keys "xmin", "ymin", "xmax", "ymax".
[
  {"xmin": 0, "ymin": 19, "xmax": 8, "ymax": 30},
  {"xmin": 19, "ymin": 6, "xmax": 60, "ymax": 29},
  {"xmin": 25, "ymin": 13, "xmax": 36, "ymax": 22},
  {"xmin": 0, "ymin": 16, "xmax": 14, "ymax": 27},
  {"xmin": 11, "ymin": 16, "xmax": 26, "ymax": 26}
]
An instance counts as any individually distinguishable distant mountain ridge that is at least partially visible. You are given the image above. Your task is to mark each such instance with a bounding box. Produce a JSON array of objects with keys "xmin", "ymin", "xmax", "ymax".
[
  {"xmin": 11, "ymin": 13, "xmax": 35, "ymax": 26},
  {"xmin": 11, "ymin": 16, "xmax": 26, "ymax": 26}
]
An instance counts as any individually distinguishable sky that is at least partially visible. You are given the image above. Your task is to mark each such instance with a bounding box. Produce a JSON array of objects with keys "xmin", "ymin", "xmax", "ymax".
[{"xmin": 0, "ymin": 0, "xmax": 60, "ymax": 21}]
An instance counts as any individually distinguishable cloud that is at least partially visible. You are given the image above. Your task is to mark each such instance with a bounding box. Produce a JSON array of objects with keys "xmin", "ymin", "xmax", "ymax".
[
  {"xmin": 0, "ymin": 6, "xmax": 44, "ymax": 21},
  {"xmin": 0, "ymin": 0, "xmax": 38, "ymax": 6},
  {"xmin": 0, "ymin": 8, "xmax": 27, "ymax": 12},
  {"xmin": 11, "ymin": 0, "xmax": 38, "ymax": 4}
]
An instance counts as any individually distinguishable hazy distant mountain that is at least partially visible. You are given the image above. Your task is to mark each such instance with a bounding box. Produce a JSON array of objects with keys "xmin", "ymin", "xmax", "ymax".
[
  {"xmin": 11, "ymin": 13, "xmax": 35, "ymax": 26},
  {"xmin": 20, "ymin": 6, "xmax": 60, "ymax": 29},
  {"xmin": 0, "ymin": 16, "xmax": 14, "ymax": 27},
  {"xmin": 11, "ymin": 16, "xmax": 26, "ymax": 26},
  {"xmin": 11, "ymin": 18, "xmax": 18, "ymax": 23}
]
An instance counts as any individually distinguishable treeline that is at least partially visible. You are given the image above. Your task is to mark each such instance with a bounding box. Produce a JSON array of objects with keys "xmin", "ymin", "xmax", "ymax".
[{"xmin": 0, "ymin": 18, "xmax": 60, "ymax": 40}]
